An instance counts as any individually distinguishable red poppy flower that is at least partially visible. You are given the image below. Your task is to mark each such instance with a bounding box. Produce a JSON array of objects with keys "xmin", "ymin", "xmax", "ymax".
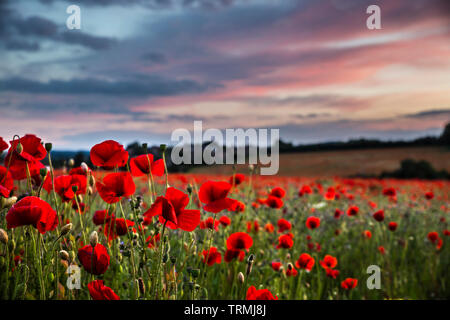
[
  {"xmin": 229, "ymin": 200, "xmax": 245, "ymax": 213},
  {"xmin": 334, "ymin": 209, "xmax": 343, "ymax": 219},
  {"xmin": 271, "ymin": 261, "xmax": 282, "ymax": 271},
  {"xmin": 286, "ymin": 266, "xmax": 298, "ymax": 277},
  {"xmin": 90, "ymin": 140, "xmax": 129, "ymax": 168},
  {"xmin": 299, "ymin": 185, "xmax": 313, "ymax": 197},
  {"xmin": 341, "ymin": 278, "xmax": 358, "ymax": 290},
  {"xmin": 246, "ymin": 286, "xmax": 278, "ymax": 300},
  {"xmin": 6, "ymin": 196, "xmax": 58, "ymax": 234},
  {"xmin": 306, "ymin": 216, "xmax": 320, "ymax": 230},
  {"xmin": 427, "ymin": 231, "xmax": 439, "ymax": 243},
  {"xmin": 96, "ymin": 172, "xmax": 136, "ymax": 204},
  {"xmin": 320, "ymin": 255, "xmax": 338, "ymax": 269},
  {"xmin": 4, "ymin": 134, "xmax": 46, "ymax": 180},
  {"xmin": 88, "ymin": 280, "xmax": 119, "ymax": 300},
  {"xmin": 325, "ymin": 268, "xmax": 339, "ymax": 279},
  {"xmin": 425, "ymin": 192, "xmax": 434, "ymax": 200},
  {"xmin": 130, "ymin": 154, "xmax": 164, "ymax": 177},
  {"xmin": 388, "ymin": 221, "xmax": 398, "ymax": 231},
  {"xmin": 378, "ymin": 246, "xmax": 385, "ymax": 255},
  {"xmin": 200, "ymin": 217, "xmax": 219, "ymax": 231},
  {"xmin": 383, "ymin": 187, "xmax": 396, "ymax": 197},
  {"xmin": 0, "ymin": 165, "xmax": 14, "ymax": 198},
  {"xmin": 295, "ymin": 253, "xmax": 315, "ymax": 271},
  {"xmin": 265, "ymin": 195, "xmax": 283, "ymax": 209},
  {"xmin": 227, "ymin": 232, "xmax": 253, "ymax": 251},
  {"xmin": 103, "ymin": 218, "xmax": 134, "ymax": 240},
  {"xmin": 69, "ymin": 166, "xmax": 90, "ymax": 176},
  {"xmin": 92, "ymin": 210, "xmax": 115, "ymax": 225},
  {"xmin": 229, "ymin": 173, "xmax": 245, "ymax": 186},
  {"xmin": 144, "ymin": 187, "xmax": 200, "ymax": 232},
  {"xmin": 219, "ymin": 215, "xmax": 231, "ymax": 226},
  {"xmin": 146, "ymin": 233, "xmax": 161, "ymax": 249},
  {"xmin": 276, "ymin": 233, "xmax": 294, "ymax": 249},
  {"xmin": 363, "ymin": 230, "xmax": 372, "ymax": 239},
  {"xmin": 199, "ymin": 181, "xmax": 237, "ymax": 213},
  {"xmin": 277, "ymin": 218, "xmax": 291, "ymax": 233},
  {"xmin": 78, "ymin": 244, "xmax": 110, "ymax": 275},
  {"xmin": 347, "ymin": 206, "xmax": 359, "ymax": 216},
  {"xmin": 265, "ymin": 223, "xmax": 274, "ymax": 233},
  {"xmin": 444, "ymin": 230, "xmax": 450, "ymax": 237},
  {"xmin": 6, "ymin": 134, "xmax": 47, "ymax": 163},
  {"xmin": 224, "ymin": 249, "xmax": 245, "ymax": 262},
  {"xmin": 270, "ymin": 187, "xmax": 285, "ymax": 199},
  {"xmin": 44, "ymin": 174, "xmax": 87, "ymax": 202},
  {"xmin": 373, "ymin": 210, "xmax": 384, "ymax": 222},
  {"xmin": 202, "ymin": 247, "xmax": 222, "ymax": 266},
  {"xmin": 0, "ymin": 137, "xmax": 8, "ymax": 153}
]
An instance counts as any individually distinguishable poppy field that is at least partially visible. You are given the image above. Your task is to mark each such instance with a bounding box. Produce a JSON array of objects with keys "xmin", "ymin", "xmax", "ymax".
[{"xmin": 0, "ymin": 134, "xmax": 449, "ymax": 300}]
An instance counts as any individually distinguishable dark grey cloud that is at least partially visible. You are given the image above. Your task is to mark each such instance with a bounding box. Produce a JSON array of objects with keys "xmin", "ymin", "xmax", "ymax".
[
  {"xmin": 0, "ymin": 1, "xmax": 116, "ymax": 51},
  {"xmin": 141, "ymin": 52, "xmax": 167, "ymax": 64},
  {"xmin": 39, "ymin": 0, "xmax": 239, "ymax": 9},
  {"xmin": 0, "ymin": 75, "xmax": 220, "ymax": 96},
  {"xmin": 403, "ymin": 109, "xmax": 450, "ymax": 119}
]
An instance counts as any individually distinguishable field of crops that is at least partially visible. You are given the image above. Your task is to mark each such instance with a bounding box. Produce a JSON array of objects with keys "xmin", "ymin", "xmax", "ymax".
[{"xmin": 0, "ymin": 135, "xmax": 449, "ymax": 300}]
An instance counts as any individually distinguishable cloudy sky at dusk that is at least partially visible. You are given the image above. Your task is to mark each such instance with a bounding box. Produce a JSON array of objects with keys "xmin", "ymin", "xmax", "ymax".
[{"xmin": 0, "ymin": 0, "xmax": 449, "ymax": 150}]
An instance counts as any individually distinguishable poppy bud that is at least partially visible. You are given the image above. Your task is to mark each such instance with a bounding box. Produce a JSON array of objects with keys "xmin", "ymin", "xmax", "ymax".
[
  {"xmin": 72, "ymin": 185, "xmax": 78, "ymax": 193},
  {"xmin": 170, "ymin": 256, "xmax": 177, "ymax": 264},
  {"xmin": 246, "ymin": 254, "xmax": 255, "ymax": 276},
  {"xmin": 237, "ymin": 272, "xmax": 245, "ymax": 284},
  {"xmin": 3, "ymin": 196, "xmax": 17, "ymax": 209},
  {"xmin": 59, "ymin": 250, "xmax": 70, "ymax": 261},
  {"xmin": 9, "ymin": 239, "xmax": 16, "ymax": 251},
  {"xmin": 16, "ymin": 142, "xmax": 23, "ymax": 154},
  {"xmin": 286, "ymin": 253, "xmax": 291, "ymax": 260},
  {"xmin": 186, "ymin": 184, "xmax": 192, "ymax": 195},
  {"xmin": 142, "ymin": 143, "xmax": 148, "ymax": 150},
  {"xmin": 45, "ymin": 143, "xmax": 52, "ymax": 152},
  {"xmin": 0, "ymin": 228, "xmax": 8, "ymax": 244},
  {"xmin": 287, "ymin": 262, "xmax": 294, "ymax": 271},
  {"xmin": 87, "ymin": 186, "xmax": 93, "ymax": 195},
  {"xmin": 89, "ymin": 231, "xmax": 98, "ymax": 247},
  {"xmin": 191, "ymin": 268, "xmax": 200, "ymax": 278},
  {"xmin": 40, "ymin": 168, "xmax": 48, "ymax": 178},
  {"xmin": 60, "ymin": 223, "xmax": 72, "ymax": 237},
  {"xmin": 249, "ymin": 164, "xmax": 254, "ymax": 171},
  {"xmin": 160, "ymin": 144, "xmax": 167, "ymax": 152},
  {"xmin": 163, "ymin": 253, "xmax": 168, "ymax": 263},
  {"xmin": 138, "ymin": 278, "xmax": 145, "ymax": 296},
  {"xmin": 68, "ymin": 158, "xmax": 75, "ymax": 167},
  {"xmin": 89, "ymin": 174, "xmax": 95, "ymax": 187}
]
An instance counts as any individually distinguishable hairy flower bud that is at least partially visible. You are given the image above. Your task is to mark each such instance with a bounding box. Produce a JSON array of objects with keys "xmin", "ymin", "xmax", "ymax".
[
  {"xmin": 60, "ymin": 223, "xmax": 72, "ymax": 237},
  {"xmin": 89, "ymin": 231, "xmax": 98, "ymax": 247},
  {"xmin": 68, "ymin": 158, "xmax": 75, "ymax": 167},
  {"xmin": 0, "ymin": 228, "xmax": 8, "ymax": 245},
  {"xmin": 59, "ymin": 250, "xmax": 70, "ymax": 261},
  {"xmin": 16, "ymin": 142, "xmax": 23, "ymax": 154},
  {"xmin": 45, "ymin": 142, "xmax": 52, "ymax": 152},
  {"xmin": 237, "ymin": 272, "xmax": 245, "ymax": 284}
]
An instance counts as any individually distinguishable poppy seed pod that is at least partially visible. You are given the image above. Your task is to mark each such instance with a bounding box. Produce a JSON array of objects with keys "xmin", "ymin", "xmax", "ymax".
[
  {"xmin": 60, "ymin": 223, "xmax": 73, "ymax": 237},
  {"xmin": 89, "ymin": 231, "xmax": 98, "ymax": 247},
  {"xmin": 0, "ymin": 228, "xmax": 8, "ymax": 244},
  {"xmin": 191, "ymin": 268, "xmax": 200, "ymax": 278},
  {"xmin": 238, "ymin": 272, "xmax": 245, "ymax": 284},
  {"xmin": 160, "ymin": 144, "xmax": 167, "ymax": 152},
  {"xmin": 45, "ymin": 142, "xmax": 52, "ymax": 152},
  {"xmin": 72, "ymin": 185, "xmax": 78, "ymax": 193}
]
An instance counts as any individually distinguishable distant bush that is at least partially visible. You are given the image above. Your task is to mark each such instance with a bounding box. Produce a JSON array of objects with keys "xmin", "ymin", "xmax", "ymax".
[{"xmin": 380, "ymin": 159, "xmax": 450, "ymax": 180}]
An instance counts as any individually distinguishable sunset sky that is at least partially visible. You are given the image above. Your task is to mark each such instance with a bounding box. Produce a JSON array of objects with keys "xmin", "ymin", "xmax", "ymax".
[{"xmin": 0, "ymin": 0, "xmax": 449, "ymax": 150}]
